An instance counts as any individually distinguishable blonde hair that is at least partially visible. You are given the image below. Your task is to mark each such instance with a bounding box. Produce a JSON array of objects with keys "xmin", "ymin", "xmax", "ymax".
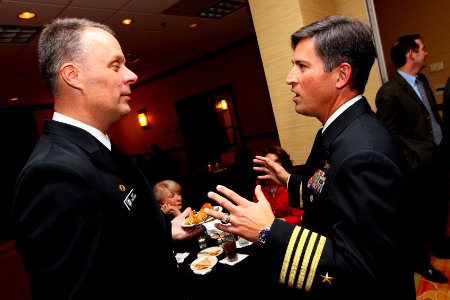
[{"xmin": 153, "ymin": 180, "xmax": 181, "ymax": 204}]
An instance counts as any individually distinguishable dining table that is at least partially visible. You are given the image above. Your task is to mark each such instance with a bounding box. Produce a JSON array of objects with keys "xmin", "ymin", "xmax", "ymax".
[{"xmin": 175, "ymin": 220, "xmax": 297, "ymax": 299}]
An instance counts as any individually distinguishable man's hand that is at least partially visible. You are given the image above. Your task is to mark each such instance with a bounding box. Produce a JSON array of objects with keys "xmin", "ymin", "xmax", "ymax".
[
  {"xmin": 204, "ymin": 185, "xmax": 275, "ymax": 243},
  {"xmin": 171, "ymin": 207, "xmax": 205, "ymax": 241}
]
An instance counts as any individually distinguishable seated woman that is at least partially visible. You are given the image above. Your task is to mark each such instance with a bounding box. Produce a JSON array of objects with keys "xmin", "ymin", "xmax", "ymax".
[
  {"xmin": 153, "ymin": 180, "xmax": 205, "ymax": 252},
  {"xmin": 253, "ymin": 146, "xmax": 304, "ymax": 225},
  {"xmin": 153, "ymin": 179, "xmax": 183, "ymax": 221}
]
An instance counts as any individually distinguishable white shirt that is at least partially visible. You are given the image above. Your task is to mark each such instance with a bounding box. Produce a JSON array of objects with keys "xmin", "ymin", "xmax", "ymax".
[{"xmin": 52, "ymin": 112, "xmax": 111, "ymax": 150}]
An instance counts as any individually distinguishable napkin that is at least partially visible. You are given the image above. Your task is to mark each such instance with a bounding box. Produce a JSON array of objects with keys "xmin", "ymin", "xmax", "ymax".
[
  {"xmin": 219, "ymin": 253, "xmax": 249, "ymax": 266},
  {"xmin": 204, "ymin": 219, "xmax": 221, "ymax": 232},
  {"xmin": 236, "ymin": 238, "xmax": 252, "ymax": 248},
  {"xmin": 175, "ymin": 252, "xmax": 189, "ymax": 263}
]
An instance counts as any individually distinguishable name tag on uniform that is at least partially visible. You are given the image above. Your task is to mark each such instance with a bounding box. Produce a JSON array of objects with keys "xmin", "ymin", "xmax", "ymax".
[{"xmin": 123, "ymin": 189, "xmax": 137, "ymax": 210}]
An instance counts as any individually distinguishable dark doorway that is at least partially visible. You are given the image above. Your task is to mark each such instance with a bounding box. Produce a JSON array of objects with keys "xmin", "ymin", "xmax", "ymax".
[{"xmin": 175, "ymin": 85, "xmax": 239, "ymax": 171}]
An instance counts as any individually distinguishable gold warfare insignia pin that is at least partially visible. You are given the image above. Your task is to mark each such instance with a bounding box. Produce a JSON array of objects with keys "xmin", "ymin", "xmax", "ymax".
[{"xmin": 118, "ymin": 184, "xmax": 126, "ymax": 192}]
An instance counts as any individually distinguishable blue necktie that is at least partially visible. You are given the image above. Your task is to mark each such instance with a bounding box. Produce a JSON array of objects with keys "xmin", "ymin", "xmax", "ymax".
[{"xmin": 416, "ymin": 78, "xmax": 442, "ymax": 145}]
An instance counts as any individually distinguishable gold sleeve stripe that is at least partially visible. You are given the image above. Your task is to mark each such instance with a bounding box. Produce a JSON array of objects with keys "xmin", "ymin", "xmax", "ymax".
[
  {"xmin": 295, "ymin": 231, "xmax": 316, "ymax": 289},
  {"xmin": 290, "ymin": 228, "xmax": 309, "ymax": 287},
  {"xmin": 304, "ymin": 235, "xmax": 326, "ymax": 291},
  {"xmin": 279, "ymin": 226, "xmax": 300, "ymax": 284},
  {"xmin": 278, "ymin": 225, "xmax": 328, "ymax": 292}
]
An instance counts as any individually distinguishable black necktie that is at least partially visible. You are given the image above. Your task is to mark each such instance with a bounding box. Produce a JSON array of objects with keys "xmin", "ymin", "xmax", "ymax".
[
  {"xmin": 306, "ymin": 128, "xmax": 325, "ymax": 171},
  {"xmin": 416, "ymin": 78, "xmax": 442, "ymax": 145}
]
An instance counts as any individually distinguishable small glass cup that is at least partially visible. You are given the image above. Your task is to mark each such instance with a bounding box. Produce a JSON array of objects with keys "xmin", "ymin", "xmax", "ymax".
[
  {"xmin": 221, "ymin": 232, "xmax": 238, "ymax": 261},
  {"xmin": 198, "ymin": 235, "xmax": 207, "ymax": 250}
]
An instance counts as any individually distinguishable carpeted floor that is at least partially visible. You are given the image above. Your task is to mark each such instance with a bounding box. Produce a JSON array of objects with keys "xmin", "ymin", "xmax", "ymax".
[
  {"xmin": 416, "ymin": 257, "xmax": 450, "ymax": 299},
  {"xmin": 415, "ymin": 199, "xmax": 450, "ymax": 299}
]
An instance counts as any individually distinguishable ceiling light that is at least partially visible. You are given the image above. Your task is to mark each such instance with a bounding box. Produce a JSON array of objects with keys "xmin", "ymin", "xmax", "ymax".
[
  {"xmin": 17, "ymin": 11, "xmax": 36, "ymax": 20},
  {"xmin": 188, "ymin": 23, "xmax": 199, "ymax": 29},
  {"xmin": 198, "ymin": 0, "xmax": 245, "ymax": 19},
  {"xmin": 121, "ymin": 19, "xmax": 134, "ymax": 25}
]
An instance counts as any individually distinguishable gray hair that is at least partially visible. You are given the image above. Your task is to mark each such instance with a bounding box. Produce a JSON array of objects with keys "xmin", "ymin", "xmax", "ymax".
[
  {"xmin": 38, "ymin": 18, "xmax": 114, "ymax": 96},
  {"xmin": 291, "ymin": 15, "xmax": 376, "ymax": 94}
]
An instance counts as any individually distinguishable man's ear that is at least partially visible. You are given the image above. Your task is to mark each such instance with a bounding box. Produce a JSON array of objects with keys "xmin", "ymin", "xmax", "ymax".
[
  {"xmin": 336, "ymin": 63, "xmax": 351, "ymax": 89},
  {"xmin": 60, "ymin": 63, "xmax": 82, "ymax": 90}
]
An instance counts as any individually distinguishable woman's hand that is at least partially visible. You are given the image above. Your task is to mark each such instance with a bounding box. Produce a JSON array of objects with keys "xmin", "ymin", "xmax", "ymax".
[
  {"xmin": 253, "ymin": 155, "xmax": 290, "ymax": 187},
  {"xmin": 161, "ymin": 204, "xmax": 181, "ymax": 217}
]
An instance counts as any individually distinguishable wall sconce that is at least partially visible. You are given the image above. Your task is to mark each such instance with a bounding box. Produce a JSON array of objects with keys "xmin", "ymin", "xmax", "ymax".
[
  {"xmin": 220, "ymin": 99, "xmax": 228, "ymax": 110},
  {"xmin": 215, "ymin": 99, "xmax": 228, "ymax": 110},
  {"xmin": 138, "ymin": 108, "xmax": 151, "ymax": 130}
]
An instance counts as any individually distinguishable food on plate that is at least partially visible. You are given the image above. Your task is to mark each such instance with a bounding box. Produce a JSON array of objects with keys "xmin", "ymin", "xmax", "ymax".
[
  {"xmin": 192, "ymin": 256, "xmax": 214, "ymax": 270},
  {"xmin": 198, "ymin": 246, "xmax": 223, "ymax": 257},
  {"xmin": 184, "ymin": 202, "xmax": 213, "ymax": 225}
]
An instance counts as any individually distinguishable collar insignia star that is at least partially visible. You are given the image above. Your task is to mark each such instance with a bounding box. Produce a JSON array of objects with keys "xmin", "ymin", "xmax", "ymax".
[{"xmin": 321, "ymin": 272, "xmax": 334, "ymax": 285}]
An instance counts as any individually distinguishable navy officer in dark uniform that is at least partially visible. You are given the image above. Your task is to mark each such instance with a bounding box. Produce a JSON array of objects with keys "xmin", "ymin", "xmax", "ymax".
[
  {"xmin": 12, "ymin": 18, "xmax": 203, "ymax": 300},
  {"xmin": 205, "ymin": 15, "xmax": 416, "ymax": 300}
]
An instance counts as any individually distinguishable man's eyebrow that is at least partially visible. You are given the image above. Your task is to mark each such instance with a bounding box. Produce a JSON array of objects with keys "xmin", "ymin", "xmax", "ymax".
[{"xmin": 112, "ymin": 55, "xmax": 125, "ymax": 63}]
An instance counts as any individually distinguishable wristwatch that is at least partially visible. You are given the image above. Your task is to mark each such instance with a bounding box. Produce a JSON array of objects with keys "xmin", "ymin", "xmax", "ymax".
[{"xmin": 258, "ymin": 224, "xmax": 272, "ymax": 245}]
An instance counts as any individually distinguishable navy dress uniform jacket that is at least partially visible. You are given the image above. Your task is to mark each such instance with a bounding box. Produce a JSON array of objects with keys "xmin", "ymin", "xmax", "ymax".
[
  {"xmin": 12, "ymin": 120, "xmax": 183, "ymax": 300},
  {"xmin": 264, "ymin": 98, "xmax": 416, "ymax": 299}
]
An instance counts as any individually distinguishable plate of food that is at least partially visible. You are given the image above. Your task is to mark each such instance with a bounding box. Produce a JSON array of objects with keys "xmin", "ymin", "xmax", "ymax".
[
  {"xmin": 190, "ymin": 255, "xmax": 218, "ymax": 275},
  {"xmin": 181, "ymin": 203, "xmax": 223, "ymax": 228},
  {"xmin": 197, "ymin": 246, "xmax": 223, "ymax": 257}
]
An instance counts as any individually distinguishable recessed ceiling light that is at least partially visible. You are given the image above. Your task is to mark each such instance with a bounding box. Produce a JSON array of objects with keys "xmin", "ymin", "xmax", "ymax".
[
  {"xmin": 17, "ymin": 12, "xmax": 36, "ymax": 20},
  {"xmin": 10, "ymin": 97, "xmax": 19, "ymax": 101},
  {"xmin": 198, "ymin": 0, "xmax": 245, "ymax": 19},
  {"xmin": 0, "ymin": 25, "xmax": 41, "ymax": 44},
  {"xmin": 188, "ymin": 23, "xmax": 199, "ymax": 29},
  {"xmin": 121, "ymin": 19, "xmax": 134, "ymax": 25}
]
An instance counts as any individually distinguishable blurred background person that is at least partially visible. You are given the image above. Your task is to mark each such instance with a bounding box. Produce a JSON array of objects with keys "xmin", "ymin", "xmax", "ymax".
[
  {"xmin": 443, "ymin": 76, "xmax": 450, "ymax": 166},
  {"xmin": 153, "ymin": 179, "xmax": 183, "ymax": 221},
  {"xmin": 375, "ymin": 34, "xmax": 449, "ymax": 283},
  {"xmin": 253, "ymin": 146, "xmax": 303, "ymax": 225},
  {"xmin": 215, "ymin": 145, "xmax": 257, "ymax": 201},
  {"xmin": 153, "ymin": 179, "xmax": 206, "ymax": 253}
]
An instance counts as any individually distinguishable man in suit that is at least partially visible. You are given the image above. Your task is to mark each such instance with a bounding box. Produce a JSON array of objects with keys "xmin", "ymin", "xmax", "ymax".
[
  {"xmin": 444, "ymin": 76, "xmax": 450, "ymax": 158},
  {"xmin": 375, "ymin": 34, "xmax": 449, "ymax": 283},
  {"xmin": 204, "ymin": 15, "xmax": 416, "ymax": 299},
  {"xmin": 11, "ymin": 18, "xmax": 203, "ymax": 300}
]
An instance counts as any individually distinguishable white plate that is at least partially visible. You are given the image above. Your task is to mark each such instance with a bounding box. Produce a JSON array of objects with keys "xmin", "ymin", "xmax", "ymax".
[
  {"xmin": 190, "ymin": 255, "xmax": 218, "ymax": 275},
  {"xmin": 181, "ymin": 206, "xmax": 223, "ymax": 228},
  {"xmin": 197, "ymin": 246, "xmax": 223, "ymax": 257}
]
